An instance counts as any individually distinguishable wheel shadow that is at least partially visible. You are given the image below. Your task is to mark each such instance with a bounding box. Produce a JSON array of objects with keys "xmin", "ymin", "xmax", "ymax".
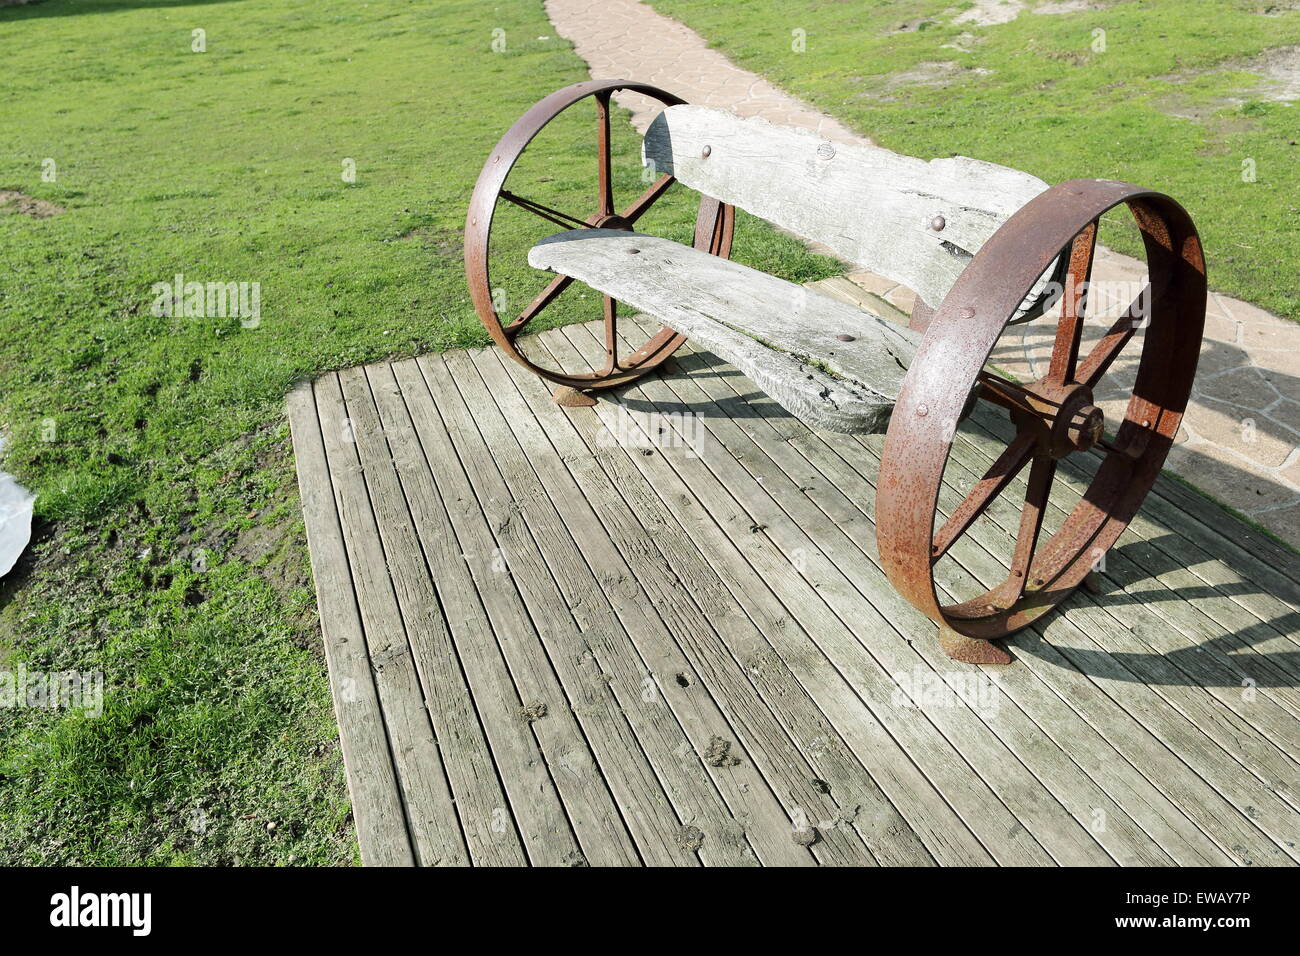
[{"xmin": 597, "ymin": 346, "xmax": 1300, "ymax": 689}]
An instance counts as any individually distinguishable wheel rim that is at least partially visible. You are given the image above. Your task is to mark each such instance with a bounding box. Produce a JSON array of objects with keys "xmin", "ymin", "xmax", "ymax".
[
  {"xmin": 877, "ymin": 179, "xmax": 1206, "ymax": 641},
  {"xmin": 464, "ymin": 79, "xmax": 735, "ymax": 391}
]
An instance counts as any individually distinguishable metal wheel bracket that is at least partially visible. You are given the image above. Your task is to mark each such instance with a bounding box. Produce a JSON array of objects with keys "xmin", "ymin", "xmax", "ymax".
[
  {"xmin": 551, "ymin": 385, "xmax": 598, "ymax": 408},
  {"xmin": 938, "ymin": 627, "xmax": 1014, "ymax": 665}
]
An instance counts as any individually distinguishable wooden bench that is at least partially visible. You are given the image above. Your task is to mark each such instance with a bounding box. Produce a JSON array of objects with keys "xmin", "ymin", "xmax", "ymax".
[{"xmin": 465, "ymin": 79, "xmax": 1207, "ymax": 664}]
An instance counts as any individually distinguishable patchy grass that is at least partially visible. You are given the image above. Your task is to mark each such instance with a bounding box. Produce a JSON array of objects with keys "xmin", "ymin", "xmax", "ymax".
[
  {"xmin": 0, "ymin": 0, "xmax": 831, "ymax": 864},
  {"xmin": 649, "ymin": 0, "xmax": 1300, "ymax": 321}
]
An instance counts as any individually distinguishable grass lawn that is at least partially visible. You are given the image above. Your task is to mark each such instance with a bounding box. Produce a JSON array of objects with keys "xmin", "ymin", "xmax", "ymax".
[
  {"xmin": 0, "ymin": 0, "xmax": 832, "ymax": 863},
  {"xmin": 649, "ymin": 0, "xmax": 1300, "ymax": 322}
]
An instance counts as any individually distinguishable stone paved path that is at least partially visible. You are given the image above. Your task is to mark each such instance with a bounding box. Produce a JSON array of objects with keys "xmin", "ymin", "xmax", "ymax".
[{"xmin": 544, "ymin": 0, "xmax": 1300, "ymax": 545}]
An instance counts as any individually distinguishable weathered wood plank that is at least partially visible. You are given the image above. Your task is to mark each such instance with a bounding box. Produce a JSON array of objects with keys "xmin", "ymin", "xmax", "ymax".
[
  {"xmin": 529, "ymin": 229, "xmax": 919, "ymax": 433},
  {"xmin": 292, "ymin": 318, "xmax": 1298, "ymax": 866},
  {"xmin": 388, "ymin": 358, "xmax": 693, "ymax": 866},
  {"xmin": 807, "ymin": 276, "xmax": 910, "ymax": 325},
  {"xmin": 937, "ymin": 402, "xmax": 1300, "ymax": 700},
  {"xmin": 489, "ymin": 349, "xmax": 941, "ymax": 865},
  {"xmin": 656, "ymin": 337, "xmax": 1239, "ymax": 866},
  {"xmin": 312, "ymin": 373, "xmax": 469, "ymax": 866},
  {"xmin": 1151, "ymin": 470, "xmax": 1300, "ymax": 592},
  {"xmin": 918, "ymin": 423, "xmax": 1300, "ymax": 832},
  {"xmin": 286, "ymin": 383, "xmax": 414, "ymax": 867},
  {"xmin": 652, "ymin": 339, "xmax": 1183, "ymax": 866},
  {"xmin": 477, "ymin": 343, "xmax": 886, "ymax": 865},
  {"xmin": 667, "ymin": 329, "xmax": 1296, "ymax": 863},
  {"xmin": 442, "ymin": 347, "xmax": 817, "ymax": 866},
  {"xmin": 963, "ymin": 407, "xmax": 1300, "ymax": 672},
  {"xmin": 498, "ymin": 349, "xmax": 956, "ymax": 865},
  {"xmin": 417, "ymin": 353, "xmax": 764, "ymax": 866},
  {"xmin": 595, "ymin": 324, "xmax": 1115, "ymax": 866},
  {"xmin": 933, "ymin": 422, "xmax": 1300, "ymax": 751},
  {"xmin": 642, "ymin": 104, "xmax": 1054, "ymax": 311},
  {"xmin": 547, "ymin": 323, "xmax": 1058, "ymax": 863},
  {"xmin": 343, "ymin": 363, "xmax": 601, "ymax": 866},
  {"xmin": 660, "ymin": 327, "xmax": 1289, "ymax": 864}
]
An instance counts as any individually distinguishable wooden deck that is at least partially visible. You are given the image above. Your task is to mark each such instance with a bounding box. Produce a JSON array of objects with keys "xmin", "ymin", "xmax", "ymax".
[{"xmin": 287, "ymin": 317, "xmax": 1300, "ymax": 867}]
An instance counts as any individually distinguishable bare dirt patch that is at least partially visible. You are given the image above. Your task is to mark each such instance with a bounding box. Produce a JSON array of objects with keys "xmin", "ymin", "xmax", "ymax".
[
  {"xmin": 940, "ymin": 32, "xmax": 984, "ymax": 52},
  {"xmin": 1034, "ymin": 1, "xmax": 1107, "ymax": 13},
  {"xmin": 950, "ymin": 0, "xmax": 1107, "ymax": 25},
  {"xmin": 1239, "ymin": 45, "xmax": 1300, "ymax": 102},
  {"xmin": 953, "ymin": 1, "xmax": 1026, "ymax": 26},
  {"xmin": 862, "ymin": 60, "xmax": 993, "ymax": 100},
  {"xmin": 1158, "ymin": 45, "xmax": 1300, "ymax": 122},
  {"xmin": 0, "ymin": 191, "xmax": 63, "ymax": 219}
]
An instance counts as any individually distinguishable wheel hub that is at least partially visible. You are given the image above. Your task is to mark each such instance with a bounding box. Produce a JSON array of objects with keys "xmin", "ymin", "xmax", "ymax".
[
  {"xmin": 1007, "ymin": 380, "xmax": 1104, "ymax": 460},
  {"xmin": 1051, "ymin": 383, "xmax": 1104, "ymax": 457}
]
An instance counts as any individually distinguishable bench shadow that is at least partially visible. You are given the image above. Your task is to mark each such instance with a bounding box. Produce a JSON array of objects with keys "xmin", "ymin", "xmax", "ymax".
[
  {"xmin": 1009, "ymin": 618, "xmax": 1300, "ymax": 688},
  {"xmin": 598, "ymin": 347, "xmax": 1300, "ymax": 689}
]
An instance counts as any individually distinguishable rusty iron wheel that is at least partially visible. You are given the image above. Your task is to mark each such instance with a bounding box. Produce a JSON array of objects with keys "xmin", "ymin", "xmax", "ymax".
[
  {"xmin": 877, "ymin": 179, "xmax": 1206, "ymax": 647},
  {"xmin": 465, "ymin": 79, "xmax": 735, "ymax": 392}
]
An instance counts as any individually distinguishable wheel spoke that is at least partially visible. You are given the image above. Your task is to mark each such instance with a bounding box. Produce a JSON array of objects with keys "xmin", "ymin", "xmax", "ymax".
[
  {"xmin": 977, "ymin": 371, "xmax": 1060, "ymax": 417},
  {"xmin": 498, "ymin": 190, "xmax": 591, "ymax": 231},
  {"xmin": 506, "ymin": 272, "xmax": 574, "ymax": 337},
  {"xmin": 596, "ymin": 91, "xmax": 614, "ymax": 218},
  {"xmin": 1047, "ymin": 221, "xmax": 1097, "ymax": 383},
  {"xmin": 996, "ymin": 454, "xmax": 1057, "ymax": 607},
  {"xmin": 601, "ymin": 294, "xmax": 618, "ymax": 375},
  {"xmin": 620, "ymin": 173, "xmax": 674, "ymax": 225},
  {"xmin": 1077, "ymin": 284, "xmax": 1150, "ymax": 387},
  {"xmin": 1096, "ymin": 434, "xmax": 1143, "ymax": 459},
  {"xmin": 932, "ymin": 430, "xmax": 1037, "ymax": 562}
]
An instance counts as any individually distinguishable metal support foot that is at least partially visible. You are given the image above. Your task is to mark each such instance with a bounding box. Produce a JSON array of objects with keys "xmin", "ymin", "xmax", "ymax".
[
  {"xmin": 552, "ymin": 385, "xmax": 597, "ymax": 408},
  {"xmin": 938, "ymin": 626, "xmax": 1013, "ymax": 665},
  {"xmin": 1082, "ymin": 571, "xmax": 1105, "ymax": 595}
]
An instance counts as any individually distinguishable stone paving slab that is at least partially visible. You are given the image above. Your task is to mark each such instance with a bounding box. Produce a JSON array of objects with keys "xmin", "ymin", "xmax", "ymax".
[{"xmin": 543, "ymin": 0, "xmax": 1300, "ymax": 546}]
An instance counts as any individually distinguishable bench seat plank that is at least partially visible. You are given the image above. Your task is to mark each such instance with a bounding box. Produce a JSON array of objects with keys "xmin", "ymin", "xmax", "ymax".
[{"xmin": 529, "ymin": 229, "xmax": 922, "ymax": 433}]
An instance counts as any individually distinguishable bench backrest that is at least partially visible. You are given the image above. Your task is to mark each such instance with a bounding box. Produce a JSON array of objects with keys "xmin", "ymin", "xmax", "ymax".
[{"xmin": 642, "ymin": 105, "xmax": 1051, "ymax": 313}]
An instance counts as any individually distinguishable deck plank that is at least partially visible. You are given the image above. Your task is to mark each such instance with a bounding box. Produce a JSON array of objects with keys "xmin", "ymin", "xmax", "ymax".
[
  {"xmin": 572, "ymin": 324, "xmax": 1109, "ymax": 866},
  {"xmin": 962, "ymin": 411, "xmax": 1300, "ymax": 674},
  {"xmin": 648, "ymin": 336, "xmax": 1234, "ymax": 866},
  {"xmin": 507, "ymin": 346, "xmax": 985, "ymax": 866},
  {"xmin": 312, "ymin": 373, "xmax": 469, "ymax": 866},
  {"xmin": 415, "ymin": 354, "xmax": 759, "ymax": 865},
  {"xmin": 286, "ymin": 384, "xmax": 414, "ymax": 867},
  {"xmin": 390, "ymin": 358, "xmax": 685, "ymax": 866},
  {"xmin": 654, "ymin": 337, "xmax": 1293, "ymax": 865},
  {"xmin": 476, "ymin": 343, "xmax": 884, "ymax": 865},
  {"xmin": 542, "ymin": 326, "xmax": 1054, "ymax": 864},
  {"xmin": 638, "ymin": 335, "xmax": 1178, "ymax": 867},
  {"xmin": 648, "ymin": 335, "xmax": 1294, "ymax": 865},
  {"xmin": 440, "ymin": 348, "xmax": 815, "ymax": 866},
  {"xmin": 288, "ymin": 322, "xmax": 1300, "ymax": 866},
  {"xmin": 340, "ymin": 365, "xmax": 563, "ymax": 866}
]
